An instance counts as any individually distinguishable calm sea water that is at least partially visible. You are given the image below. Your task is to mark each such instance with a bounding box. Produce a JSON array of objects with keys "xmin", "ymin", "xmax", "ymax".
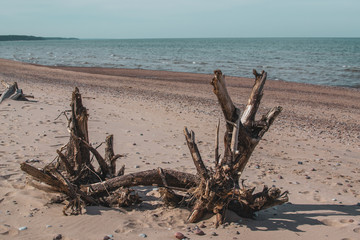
[{"xmin": 0, "ymin": 38, "xmax": 359, "ymax": 88}]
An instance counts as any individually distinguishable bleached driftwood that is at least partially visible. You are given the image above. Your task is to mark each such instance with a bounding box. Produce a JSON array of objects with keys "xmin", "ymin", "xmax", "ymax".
[
  {"xmin": 21, "ymin": 70, "xmax": 288, "ymax": 226},
  {"xmin": 0, "ymin": 80, "xmax": 33, "ymax": 103}
]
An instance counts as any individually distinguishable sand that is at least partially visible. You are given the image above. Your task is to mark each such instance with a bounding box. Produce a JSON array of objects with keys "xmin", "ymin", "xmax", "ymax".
[{"xmin": 0, "ymin": 58, "xmax": 359, "ymax": 240}]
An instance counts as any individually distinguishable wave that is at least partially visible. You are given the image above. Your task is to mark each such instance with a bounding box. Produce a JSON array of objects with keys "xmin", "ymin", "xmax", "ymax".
[{"xmin": 343, "ymin": 67, "xmax": 360, "ymax": 73}]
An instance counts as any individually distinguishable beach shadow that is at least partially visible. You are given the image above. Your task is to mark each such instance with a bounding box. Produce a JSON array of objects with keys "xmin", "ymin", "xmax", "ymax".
[
  {"xmin": 84, "ymin": 186, "xmax": 165, "ymax": 215},
  {"xmin": 85, "ymin": 205, "xmax": 126, "ymax": 215},
  {"xmin": 244, "ymin": 203, "xmax": 360, "ymax": 232}
]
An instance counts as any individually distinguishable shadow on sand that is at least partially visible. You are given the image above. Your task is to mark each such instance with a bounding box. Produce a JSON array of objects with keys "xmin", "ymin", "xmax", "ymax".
[{"xmin": 243, "ymin": 203, "xmax": 360, "ymax": 232}]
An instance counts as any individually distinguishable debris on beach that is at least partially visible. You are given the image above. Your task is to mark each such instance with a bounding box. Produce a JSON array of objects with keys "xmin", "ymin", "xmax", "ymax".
[
  {"xmin": 20, "ymin": 69, "xmax": 288, "ymax": 227},
  {"xmin": 0, "ymin": 80, "xmax": 34, "ymax": 103}
]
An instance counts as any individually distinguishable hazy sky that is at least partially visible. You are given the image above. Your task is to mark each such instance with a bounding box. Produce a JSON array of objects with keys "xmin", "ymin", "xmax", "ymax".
[{"xmin": 1, "ymin": 0, "xmax": 359, "ymax": 38}]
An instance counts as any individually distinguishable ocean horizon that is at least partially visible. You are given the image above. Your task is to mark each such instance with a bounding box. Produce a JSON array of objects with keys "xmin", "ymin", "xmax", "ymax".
[{"xmin": 0, "ymin": 37, "xmax": 359, "ymax": 88}]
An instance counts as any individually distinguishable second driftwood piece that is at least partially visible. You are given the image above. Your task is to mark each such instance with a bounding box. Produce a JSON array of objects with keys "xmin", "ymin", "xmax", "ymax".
[
  {"xmin": 0, "ymin": 80, "xmax": 33, "ymax": 103},
  {"xmin": 21, "ymin": 70, "xmax": 288, "ymax": 226}
]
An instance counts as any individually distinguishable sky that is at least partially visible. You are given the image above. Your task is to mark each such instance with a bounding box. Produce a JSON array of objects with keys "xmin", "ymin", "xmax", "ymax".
[{"xmin": 1, "ymin": 0, "xmax": 359, "ymax": 39}]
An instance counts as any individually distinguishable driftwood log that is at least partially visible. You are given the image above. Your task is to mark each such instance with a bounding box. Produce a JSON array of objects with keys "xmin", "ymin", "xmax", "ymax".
[
  {"xmin": 21, "ymin": 70, "xmax": 288, "ymax": 226},
  {"xmin": 0, "ymin": 80, "xmax": 33, "ymax": 103}
]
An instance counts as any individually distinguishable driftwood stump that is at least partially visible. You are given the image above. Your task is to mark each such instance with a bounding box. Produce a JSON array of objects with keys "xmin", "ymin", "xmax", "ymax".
[{"xmin": 21, "ymin": 70, "xmax": 288, "ymax": 226}]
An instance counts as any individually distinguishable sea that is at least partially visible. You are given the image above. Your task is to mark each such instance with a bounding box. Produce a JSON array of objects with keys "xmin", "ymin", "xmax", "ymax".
[{"xmin": 0, "ymin": 38, "xmax": 359, "ymax": 88}]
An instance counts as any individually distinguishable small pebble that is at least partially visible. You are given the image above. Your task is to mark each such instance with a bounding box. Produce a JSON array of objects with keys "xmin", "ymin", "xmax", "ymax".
[
  {"xmin": 174, "ymin": 232, "xmax": 185, "ymax": 239},
  {"xmin": 305, "ymin": 176, "xmax": 311, "ymax": 179},
  {"xmin": 53, "ymin": 234, "xmax": 62, "ymax": 240},
  {"xmin": 298, "ymin": 161, "xmax": 303, "ymax": 165},
  {"xmin": 199, "ymin": 223, "xmax": 206, "ymax": 228},
  {"xmin": 211, "ymin": 232, "xmax": 218, "ymax": 236},
  {"xmin": 46, "ymin": 225, "xmax": 52, "ymax": 228},
  {"xmin": 311, "ymin": 168, "xmax": 317, "ymax": 171},
  {"xmin": 236, "ymin": 231, "xmax": 240, "ymax": 235},
  {"xmin": 18, "ymin": 226, "xmax": 28, "ymax": 231},
  {"xmin": 104, "ymin": 235, "xmax": 114, "ymax": 240},
  {"xmin": 134, "ymin": 165, "xmax": 140, "ymax": 168},
  {"xmin": 139, "ymin": 233, "xmax": 147, "ymax": 238},
  {"xmin": 194, "ymin": 228, "xmax": 205, "ymax": 235},
  {"xmin": 278, "ymin": 175, "xmax": 283, "ymax": 179},
  {"xmin": 255, "ymin": 165, "xmax": 260, "ymax": 169},
  {"xmin": 332, "ymin": 198, "xmax": 337, "ymax": 201}
]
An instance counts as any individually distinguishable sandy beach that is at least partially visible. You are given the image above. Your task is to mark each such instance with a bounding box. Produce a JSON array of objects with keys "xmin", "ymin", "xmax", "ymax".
[{"xmin": 0, "ymin": 58, "xmax": 359, "ymax": 239}]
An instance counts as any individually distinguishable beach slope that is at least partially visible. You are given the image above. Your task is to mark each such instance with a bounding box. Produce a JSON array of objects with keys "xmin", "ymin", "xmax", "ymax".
[{"xmin": 0, "ymin": 58, "xmax": 359, "ymax": 239}]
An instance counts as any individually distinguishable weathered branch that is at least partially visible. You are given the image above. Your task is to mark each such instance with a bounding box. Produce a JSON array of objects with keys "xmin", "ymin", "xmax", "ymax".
[
  {"xmin": 256, "ymin": 106, "xmax": 283, "ymax": 138},
  {"xmin": 241, "ymin": 70, "xmax": 267, "ymax": 127},
  {"xmin": 0, "ymin": 81, "xmax": 18, "ymax": 103},
  {"xmin": 66, "ymin": 87, "xmax": 90, "ymax": 173},
  {"xmin": 57, "ymin": 150, "xmax": 75, "ymax": 176},
  {"xmin": 184, "ymin": 127, "xmax": 209, "ymax": 180},
  {"xmin": 105, "ymin": 135, "xmax": 116, "ymax": 175},
  {"xmin": 0, "ymin": 80, "xmax": 34, "ymax": 103},
  {"xmin": 230, "ymin": 109, "xmax": 241, "ymax": 159},
  {"xmin": 20, "ymin": 163, "xmax": 68, "ymax": 193},
  {"xmin": 214, "ymin": 119, "xmax": 220, "ymax": 166},
  {"xmin": 211, "ymin": 70, "xmax": 235, "ymax": 121},
  {"xmin": 78, "ymin": 136, "xmax": 110, "ymax": 177},
  {"xmin": 85, "ymin": 169, "xmax": 199, "ymax": 196}
]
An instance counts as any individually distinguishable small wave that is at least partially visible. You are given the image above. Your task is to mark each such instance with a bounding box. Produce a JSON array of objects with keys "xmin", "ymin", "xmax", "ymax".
[
  {"xmin": 27, "ymin": 57, "xmax": 38, "ymax": 61},
  {"xmin": 344, "ymin": 67, "xmax": 360, "ymax": 73}
]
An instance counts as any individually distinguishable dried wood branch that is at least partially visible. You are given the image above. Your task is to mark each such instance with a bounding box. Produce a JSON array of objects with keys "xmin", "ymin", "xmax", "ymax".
[
  {"xmin": 214, "ymin": 119, "xmax": 220, "ymax": 166},
  {"xmin": 241, "ymin": 70, "xmax": 267, "ymax": 127},
  {"xmin": 184, "ymin": 127, "xmax": 209, "ymax": 180}
]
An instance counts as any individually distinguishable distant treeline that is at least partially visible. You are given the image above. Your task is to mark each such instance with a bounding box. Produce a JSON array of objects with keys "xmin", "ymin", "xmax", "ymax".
[{"xmin": 0, "ymin": 35, "xmax": 78, "ymax": 41}]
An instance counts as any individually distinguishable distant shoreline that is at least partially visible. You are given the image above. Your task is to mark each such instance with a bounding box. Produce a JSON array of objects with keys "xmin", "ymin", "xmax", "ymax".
[{"xmin": 0, "ymin": 35, "xmax": 78, "ymax": 41}]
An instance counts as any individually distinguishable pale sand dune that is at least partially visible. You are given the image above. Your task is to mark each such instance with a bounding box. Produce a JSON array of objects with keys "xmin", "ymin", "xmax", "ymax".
[{"xmin": 0, "ymin": 58, "xmax": 359, "ymax": 239}]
